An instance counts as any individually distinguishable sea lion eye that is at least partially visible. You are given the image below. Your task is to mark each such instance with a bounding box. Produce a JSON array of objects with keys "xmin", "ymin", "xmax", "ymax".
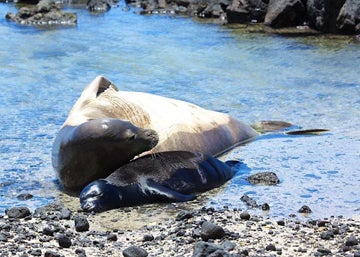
[{"xmin": 128, "ymin": 134, "xmax": 136, "ymax": 141}]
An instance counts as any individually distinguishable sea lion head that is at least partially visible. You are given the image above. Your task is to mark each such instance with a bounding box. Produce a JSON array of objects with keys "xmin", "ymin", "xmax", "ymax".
[
  {"xmin": 80, "ymin": 179, "xmax": 123, "ymax": 212},
  {"xmin": 52, "ymin": 118, "xmax": 159, "ymax": 190}
]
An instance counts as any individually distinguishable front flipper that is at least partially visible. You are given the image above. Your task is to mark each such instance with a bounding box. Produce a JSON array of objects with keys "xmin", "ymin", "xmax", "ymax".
[{"xmin": 144, "ymin": 180, "xmax": 196, "ymax": 203}]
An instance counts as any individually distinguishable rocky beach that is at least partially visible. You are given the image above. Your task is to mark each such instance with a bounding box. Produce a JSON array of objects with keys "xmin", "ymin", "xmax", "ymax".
[
  {"xmin": 0, "ymin": 0, "xmax": 359, "ymax": 256},
  {"xmin": 4, "ymin": 0, "xmax": 360, "ymax": 36},
  {"xmin": 1, "ymin": 200, "xmax": 360, "ymax": 257}
]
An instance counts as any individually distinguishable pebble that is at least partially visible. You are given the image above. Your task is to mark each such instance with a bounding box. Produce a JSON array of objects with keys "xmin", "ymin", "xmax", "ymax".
[
  {"xmin": 175, "ymin": 210, "xmax": 194, "ymax": 221},
  {"xmin": 1, "ymin": 201, "xmax": 360, "ymax": 257},
  {"xmin": 345, "ymin": 236, "xmax": 359, "ymax": 246},
  {"xmin": 247, "ymin": 172, "xmax": 280, "ymax": 185},
  {"xmin": 57, "ymin": 234, "xmax": 72, "ymax": 248},
  {"xmin": 5, "ymin": 207, "xmax": 31, "ymax": 219},
  {"xmin": 122, "ymin": 245, "xmax": 148, "ymax": 257},
  {"xmin": 74, "ymin": 215, "xmax": 90, "ymax": 232},
  {"xmin": 142, "ymin": 234, "xmax": 154, "ymax": 242},
  {"xmin": 298, "ymin": 205, "xmax": 312, "ymax": 213},
  {"xmin": 44, "ymin": 251, "xmax": 63, "ymax": 257},
  {"xmin": 266, "ymin": 243, "xmax": 276, "ymax": 251},
  {"xmin": 320, "ymin": 230, "xmax": 334, "ymax": 240},
  {"xmin": 107, "ymin": 233, "xmax": 117, "ymax": 241},
  {"xmin": 17, "ymin": 193, "xmax": 34, "ymax": 200},
  {"xmin": 200, "ymin": 221, "xmax": 225, "ymax": 241},
  {"xmin": 240, "ymin": 212, "xmax": 251, "ymax": 220},
  {"xmin": 192, "ymin": 241, "xmax": 231, "ymax": 257}
]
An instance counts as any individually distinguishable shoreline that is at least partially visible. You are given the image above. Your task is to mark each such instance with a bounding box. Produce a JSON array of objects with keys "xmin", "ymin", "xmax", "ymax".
[{"xmin": 1, "ymin": 200, "xmax": 360, "ymax": 257}]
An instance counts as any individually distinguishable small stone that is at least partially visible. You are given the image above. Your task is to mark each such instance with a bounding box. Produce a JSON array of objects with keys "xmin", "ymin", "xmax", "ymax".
[
  {"xmin": 143, "ymin": 234, "xmax": 154, "ymax": 241},
  {"xmin": 317, "ymin": 220, "xmax": 329, "ymax": 227},
  {"xmin": 247, "ymin": 172, "xmax": 280, "ymax": 185},
  {"xmin": 59, "ymin": 208, "xmax": 71, "ymax": 220},
  {"xmin": 317, "ymin": 247, "xmax": 331, "ymax": 254},
  {"xmin": 261, "ymin": 203, "xmax": 270, "ymax": 211},
  {"xmin": 42, "ymin": 227, "xmax": 54, "ymax": 236},
  {"xmin": 277, "ymin": 220, "xmax": 285, "ymax": 226},
  {"xmin": 320, "ymin": 230, "xmax": 334, "ymax": 240},
  {"xmin": 58, "ymin": 234, "xmax": 72, "ymax": 248},
  {"xmin": 6, "ymin": 207, "xmax": 31, "ymax": 219},
  {"xmin": 345, "ymin": 236, "xmax": 359, "ymax": 246},
  {"xmin": 200, "ymin": 221, "xmax": 225, "ymax": 241},
  {"xmin": 17, "ymin": 193, "xmax": 33, "ymax": 200},
  {"xmin": 44, "ymin": 251, "xmax": 63, "ymax": 257},
  {"xmin": 74, "ymin": 215, "xmax": 89, "ymax": 232},
  {"xmin": 192, "ymin": 241, "xmax": 231, "ymax": 257},
  {"xmin": 298, "ymin": 205, "xmax": 312, "ymax": 213},
  {"xmin": 175, "ymin": 210, "xmax": 194, "ymax": 221},
  {"xmin": 240, "ymin": 212, "xmax": 251, "ymax": 220},
  {"xmin": 0, "ymin": 233, "xmax": 8, "ymax": 242},
  {"xmin": 266, "ymin": 244, "xmax": 276, "ymax": 251},
  {"xmin": 221, "ymin": 240, "xmax": 236, "ymax": 251},
  {"xmin": 240, "ymin": 194, "xmax": 258, "ymax": 208},
  {"xmin": 107, "ymin": 233, "xmax": 117, "ymax": 241},
  {"xmin": 28, "ymin": 249, "xmax": 41, "ymax": 256},
  {"xmin": 122, "ymin": 246, "xmax": 148, "ymax": 257},
  {"xmin": 75, "ymin": 249, "xmax": 86, "ymax": 257}
]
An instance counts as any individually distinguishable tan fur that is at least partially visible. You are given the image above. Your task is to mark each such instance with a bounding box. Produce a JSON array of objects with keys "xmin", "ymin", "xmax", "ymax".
[{"xmin": 64, "ymin": 76, "xmax": 258, "ymax": 157}]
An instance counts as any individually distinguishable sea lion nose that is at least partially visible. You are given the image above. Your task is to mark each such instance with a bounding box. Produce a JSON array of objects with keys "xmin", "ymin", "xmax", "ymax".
[{"xmin": 81, "ymin": 201, "xmax": 95, "ymax": 212}]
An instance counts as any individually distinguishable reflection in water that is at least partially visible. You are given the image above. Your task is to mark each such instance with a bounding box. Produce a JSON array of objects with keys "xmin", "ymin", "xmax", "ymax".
[{"xmin": 0, "ymin": 4, "xmax": 359, "ymax": 219}]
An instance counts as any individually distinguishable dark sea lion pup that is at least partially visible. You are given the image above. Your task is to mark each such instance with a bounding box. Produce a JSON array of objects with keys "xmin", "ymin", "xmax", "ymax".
[
  {"xmin": 52, "ymin": 118, "xmax": 159, "ymax": 190},
  {"xmin": 80, "ymin": 151, "xmax": 239, "ymax": 212}
]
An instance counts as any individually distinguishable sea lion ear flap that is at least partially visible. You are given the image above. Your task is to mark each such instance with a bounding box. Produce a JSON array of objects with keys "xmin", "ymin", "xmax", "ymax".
[{"xmin": 82, "ymin": 76, "xmax": 119, "ymax": 99}]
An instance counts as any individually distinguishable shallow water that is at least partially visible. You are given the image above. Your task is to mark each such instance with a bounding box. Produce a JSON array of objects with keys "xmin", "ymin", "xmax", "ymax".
[{"xmin": 0, "ymin": 3, "xmax": 359, "ymax": 219}]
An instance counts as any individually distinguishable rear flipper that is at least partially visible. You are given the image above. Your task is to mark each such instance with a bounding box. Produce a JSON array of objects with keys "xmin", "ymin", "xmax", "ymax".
[
  {"xmin": 144, "ymin": 180, "xmax": 196, "ymax": 203},
  {"xmin": 224, "ymin": 160, "xmax": 242, "ymax": 167}
]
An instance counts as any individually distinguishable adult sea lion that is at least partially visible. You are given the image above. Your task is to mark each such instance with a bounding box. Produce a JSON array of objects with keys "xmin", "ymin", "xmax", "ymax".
[
  {"xmin": 52, "ymin": 118, "xmax": 159, "ymax": 190},
  {"xmin": 80, "ymin": 151, "xmax": 239, "ymax": 212},
  {"xmin": 52, "ymin": 75, "xmax": 258, "ymax": 189}
]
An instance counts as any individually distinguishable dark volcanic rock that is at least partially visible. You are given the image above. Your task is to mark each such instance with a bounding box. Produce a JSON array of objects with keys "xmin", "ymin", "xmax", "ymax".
[
  {"xmin": 57, "ymin": 234, "xmax": 72, "ymax": 248},
  {"xmin": 17, "ymin": 193, "xmax": 34, "ymax": 200},
  {"xmin": 87, "ymin": 0, "xmax": 112, "ymax": 12},
  {"xmin": 298, "ymin": 205, "xmax": 312, "ymax": 214},
  {"xmin": 337, "ymin": 0, "xmax": 360, "ymax": 34},
  {"xmin": 240, "ymin": 212, "xmax": 251, "ymax": 220},
  {"xmin": 345, "ymin": 235, "xmax": 359, "ymax": 246},
  {"xmin": 226, "ymin": 0, "xmax": 268, "ymax": 24},
  {"xmin": 306, "ymin": 0, "xmax": 346, "ymax": 33},
  {"xmin": 74, "ymin": 215, "xmax": 90, "ymax": 232},
  {"xmin": 176, "ymin": 210, "xmax": 194, "ymax": 221},
  {"xmin": 247, "ymin": 171, "xmax": 280, "ymax": 185},
  {"xmin": 5, "ymin": 0, "xmax": 77, "ymax": 26},
  {"xmin": 200, "ymin": 221, "xmax": 225, "ymax": 241},
  {"xmin": 44, "ymin": 250, "xmax": 64, "ymax": 257},
  {"xmin": 123, "ymin": 245, "xmax": 148, "ymax": 257},
  {"xmin": 320, "ymin": 230, "xmax": 335, "ymax": 240},
  {"xmin": 192, "ymin": 241, "xmax": 232, "ymax": 257},
  {"xmin": 6, "ymin": 206, "xmax": 31, "ymax": 219},
  {"xmin": 264, "ymin": 0, "xmax": 306, "ymax": 28},
  {"xmin": 241, "ymin": 194, "xmax": 258, "ymax": 208}
]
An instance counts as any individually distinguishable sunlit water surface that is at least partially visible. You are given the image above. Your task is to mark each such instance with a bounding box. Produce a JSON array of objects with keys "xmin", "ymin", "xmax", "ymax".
[{"xmin": 0, "ymin": 3, "xmax": 359, "ymax": 219}]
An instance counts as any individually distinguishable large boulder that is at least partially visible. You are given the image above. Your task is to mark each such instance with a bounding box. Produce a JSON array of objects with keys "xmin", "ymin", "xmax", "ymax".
[
  {"xmin": 264, "ymin": 0, "xmax": 306, "ymax": 28},
  {"xmin": 336, "ymin": 0, "xmax": 360, "ymax": 34},
  {"xmin": 226, "ymin": 0, "xmax": 268, "ymax": 24},
  {"xmin": 6, "ymin": 0, "xmax": 77, "ymax": 26},
  {"xmin": 87, "ymin": 0, "xmax": 111, "ymax": 12},
  {"xmin": 306, "ymin": 0, "xmax": 346, "ymax": 33}
]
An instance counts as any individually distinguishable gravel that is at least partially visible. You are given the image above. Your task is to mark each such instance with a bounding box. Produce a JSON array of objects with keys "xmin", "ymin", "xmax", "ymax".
[{"xmin": 1, "ymin": 201, "xmax": 360, "ymax": 257}]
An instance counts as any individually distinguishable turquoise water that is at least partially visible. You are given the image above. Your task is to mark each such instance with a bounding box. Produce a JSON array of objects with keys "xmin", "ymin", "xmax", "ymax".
[{"xmin": 0, "ymin": 3, "xmax": 359, "ymax": 218}]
